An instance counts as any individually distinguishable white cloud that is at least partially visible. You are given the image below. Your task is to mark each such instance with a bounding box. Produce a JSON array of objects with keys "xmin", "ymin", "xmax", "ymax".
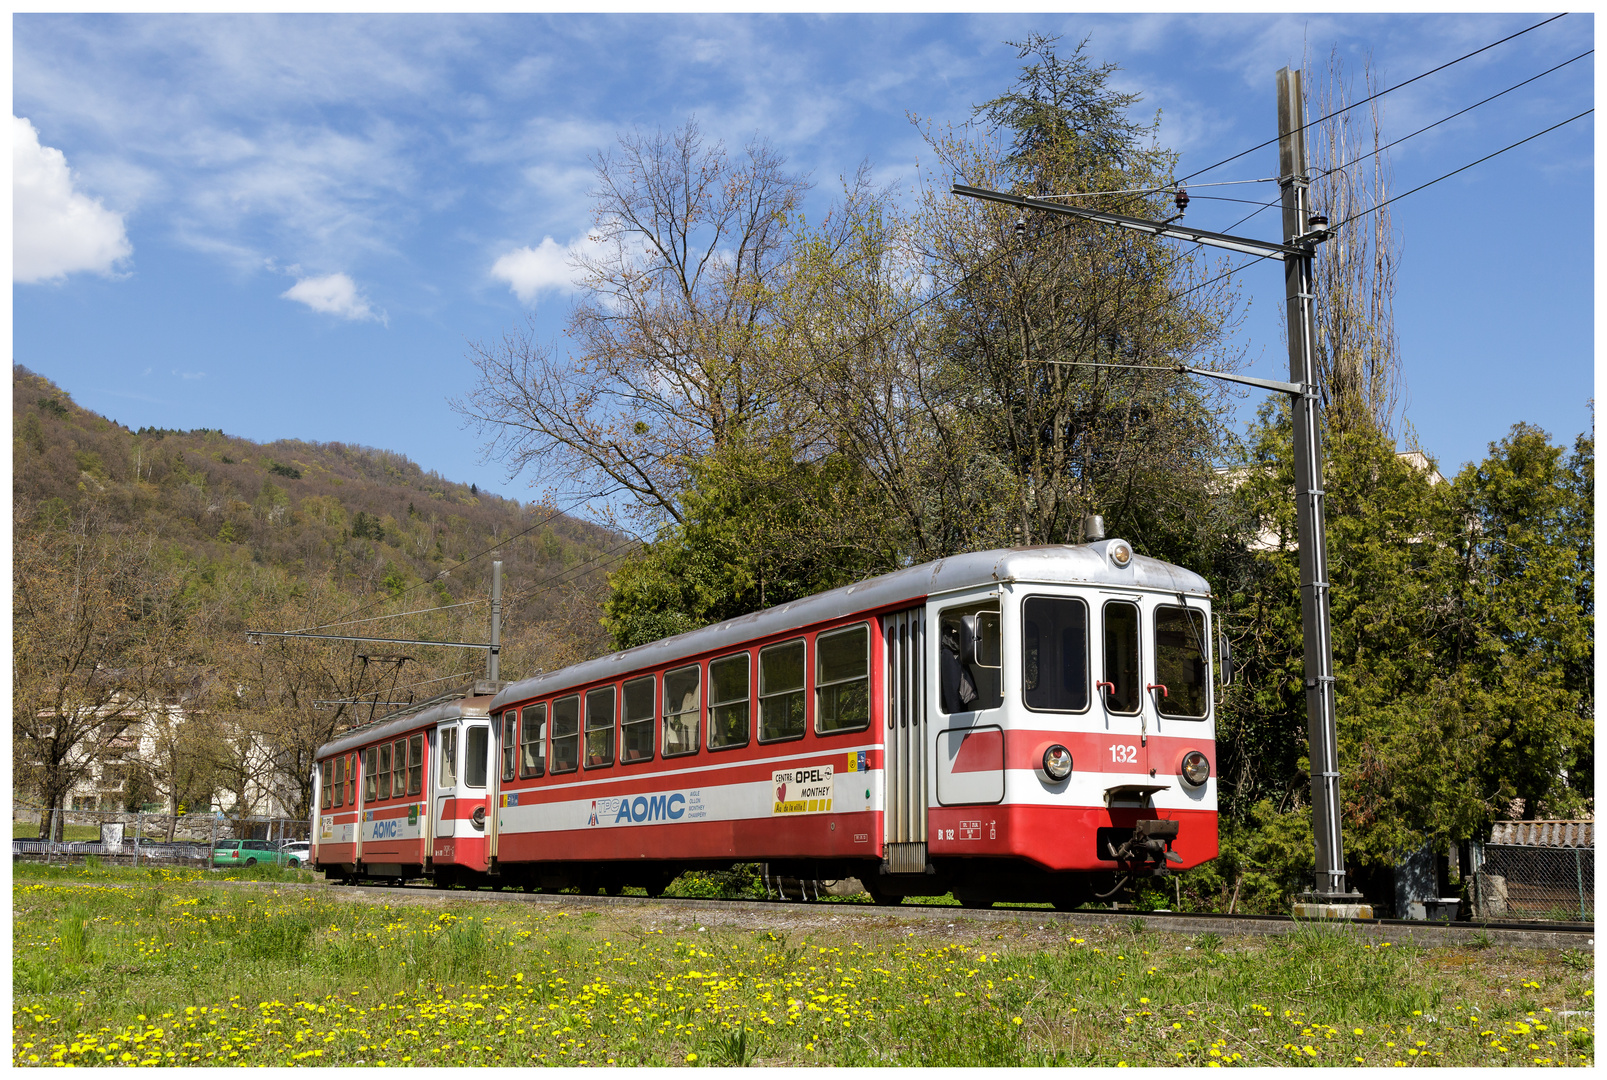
[
  {"xmin": 13, "ymin": 115, "xmax": 132, "ymax": 283},
  {"xmin": 490, "ymin": 236, "xmax": 582, "ymax": 304},
  {"xmin": 280, "ymin": 272, "xmax": 381, "ymax": 322}
]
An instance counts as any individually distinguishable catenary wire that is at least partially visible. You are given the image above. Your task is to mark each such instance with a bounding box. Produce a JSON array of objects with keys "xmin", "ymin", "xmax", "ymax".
[
  {"xmin": 1323, "ymin": 48, "xmax": 1592, "ymax": 178},
  {"xmin": 284, "ymin": 489, "xmax": 612, "ymax": 636},
  {"xmin": 1173, "ymin": 12, "xmax": 1569, "ymax": 186},
  {"xmin": 291, "ymin": 598, "xmax": 485, "ymax": 636},
  {"xmin": 1333, "ymin": 107, "xmax": 1592, "ymax": 229}
]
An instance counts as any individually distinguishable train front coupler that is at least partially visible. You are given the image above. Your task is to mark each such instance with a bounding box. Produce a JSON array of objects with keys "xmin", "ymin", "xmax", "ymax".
[{"xmin": 1107, "ymin": 818, "xmax": 1183, "ymax": 877}]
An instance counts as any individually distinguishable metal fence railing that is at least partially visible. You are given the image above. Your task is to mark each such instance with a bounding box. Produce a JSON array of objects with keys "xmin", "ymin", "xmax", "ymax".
[
  {"xmin": 1475, "ymin": 843, "xmax": 1594, "ymax": 922},
  {"xmin": 12, "ymin": 804, "xmax": 309, "ymax": 868}
]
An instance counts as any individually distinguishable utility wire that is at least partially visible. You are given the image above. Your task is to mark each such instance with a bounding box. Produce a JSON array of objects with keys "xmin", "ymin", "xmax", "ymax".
[
  {"xmin": 291, "ymin": 598, "xmax": 485, "ymax": 636},
  {"xmin": 1311, "ymin": 47, "xmax": 1592, "ymax": 186},
  {"xmin": 301, "ymin": 489, "xmax": 610, "ymax": 635},
  {"xmin": 1334, "ymin": 107, "xmax": 1592, "ymax": 229},
  {"xmin": 1175, "ymin": 12, "xmax": 1569, "ymax": 186}
]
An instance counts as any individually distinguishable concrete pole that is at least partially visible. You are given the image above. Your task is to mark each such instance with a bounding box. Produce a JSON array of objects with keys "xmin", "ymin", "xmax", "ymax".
[
  {"xmin": 488, "ymin": 556, "xmax": 503, "ymax": 683},
  {"xmin": 1278, "ymin": 67, "xmax": 1349, "ymax": 901}
]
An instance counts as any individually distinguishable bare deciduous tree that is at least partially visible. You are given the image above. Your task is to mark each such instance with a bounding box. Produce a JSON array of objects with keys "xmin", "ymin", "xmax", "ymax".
[
  {"xmin": 12, "ymin": 505, "xmax": 191, "ymax": 836},
  {"xmin": 454, "ymin": 120, "xmax": 810, "ymax": 529},
  {"xmin": 1309, "ymin": 49, "xmax": 1402, "ymax": 435}
]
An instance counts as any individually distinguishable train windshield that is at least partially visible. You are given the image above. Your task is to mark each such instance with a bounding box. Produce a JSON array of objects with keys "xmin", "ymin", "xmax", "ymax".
[
  {"xmin": 1154, "ymin": 605, "xmax": 1209, "ymax": 718},
  {"xmin": 1022, "ymin": 596, "xmax": 1089, "ymax": 712},
  {"xmin": 463, "ymin": 725, "xmax": 488, "ymax": 788}
]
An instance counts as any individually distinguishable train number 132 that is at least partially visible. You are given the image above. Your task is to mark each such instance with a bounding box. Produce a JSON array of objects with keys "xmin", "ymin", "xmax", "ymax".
[{"xmin": 1110, "ymin": 743, "xmax": 1138, "ymax": 764}]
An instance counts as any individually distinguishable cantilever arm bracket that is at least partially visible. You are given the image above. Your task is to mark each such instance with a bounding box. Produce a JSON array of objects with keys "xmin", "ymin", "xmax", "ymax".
[{"xmin": 951, "ymin": 183, "xmax": 1306, "ymax": 261}]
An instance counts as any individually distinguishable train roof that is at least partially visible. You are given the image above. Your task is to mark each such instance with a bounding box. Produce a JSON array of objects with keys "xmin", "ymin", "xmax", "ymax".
[
  {"xmin": 491, "ymin": 539, "xmax": 1209, "ymax": 711},
  {"xmin": 315, "ymin": 680, "xmax": 503, "ymax": 760}
]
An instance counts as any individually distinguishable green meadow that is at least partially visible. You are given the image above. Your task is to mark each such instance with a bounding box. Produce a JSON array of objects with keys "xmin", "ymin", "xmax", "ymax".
[{"xmin": 12, "ymin": 863, "xmax": 1593, "ymax": 1067}]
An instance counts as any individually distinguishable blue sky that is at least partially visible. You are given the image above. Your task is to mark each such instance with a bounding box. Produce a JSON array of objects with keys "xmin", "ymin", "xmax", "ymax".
[{"xmin": 13, "ymin": 12, "xmax": 1594, "ymax": 514}]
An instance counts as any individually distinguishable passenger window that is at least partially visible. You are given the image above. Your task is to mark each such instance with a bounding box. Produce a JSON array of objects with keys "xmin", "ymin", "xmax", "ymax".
[
  {"xmin": 1154, "ymin": 605, "xmax": 1210, "ymax": 718},
  {"xmin": 939, "ymin": 601, "xmax": 1004, "ymax": 712},
  {"xmin": 585, "ymin": 688, "xmax": 616, "ymax": 768},
  {"xmin": 1023, "ymin": 596, "xmax": 1089, "ymax": 712},
  {"xmin": 464, "ymin": 725, "xmax": 489, "ymax": 789},
  {"xmin": 393, "ymin": 740, "xmax": 407, "ymax": 797},
  {"xmin": 622, "ymin": 677, "xmax": 655, "ymax": 762},
  {"xmin": 550, "ymin": 696, "xmax": 580, "ymax": 774},
  {"xmin": 500, "ymin": 713, "xmax": 517, "ymax": 782},
  {"xmin": 1102, "ymin": 601, "xmax": 1142, "ymax": 713},
  {"xmin": 708, "ymin": 653, "xmax": 751, "ymax": 750},
  {"xmin": 759, "ymin": 640, "xmax": 806, "ymax": 742},
  {"xmin": 363, "ymin": 747, "xmax": 378, "ymax": 802},
  {"xmin": 520, "ymin": 704, "xmax": 547, "ymax": 778},
  {"xmin": 345, "ymin": 754, "xmax": 356, "ymax": 806},
  {"xmin": 816, "ymin": 624, "xmax": 870, "ymax": 733},
  {"xmin": 439, "ymin": 727, "xmax": 458, "ymax": 787},
  {"xmin": 332, "ymin": 757, "xmax": 343, "ymax": 808},
  {"xmin": 320, "ymin": 760, "xmax": 332, "ymax": 809},
  {"xmin": 408, "ymin": 733, "xmax": 423, "ymax": 794},
  {"xmin": 377, "ymin": 743, "xmax": 392, "ymax": 799},
  {"xmin": 663, "ymin": 666, "xmax": 701, "ymax": 757}
]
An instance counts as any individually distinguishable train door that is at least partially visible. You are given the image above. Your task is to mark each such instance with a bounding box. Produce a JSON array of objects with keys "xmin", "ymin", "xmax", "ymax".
[
  {"xmin": 488, "ymin": 711, "xmax": 515, "ymax": 862},
  {"xmin": 882, "ymin": 607, "xmax": 928, "ymax": 874},
  {"xmin": 434, "ymin": 722, "xmax": 459, "ymax": 859},
  {"xmin": 1098, "ymin": 596, "xmax": 1164, "ymax": 799},
  {"xmin": 932, "ymin": 596, "xmax": 1006, "ymax": 811}
]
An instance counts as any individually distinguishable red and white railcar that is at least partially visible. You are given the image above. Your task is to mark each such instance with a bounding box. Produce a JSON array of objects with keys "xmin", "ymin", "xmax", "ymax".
[
  {"xmin": 311, "ymin": 689, "xmax": 500, "ymax": 884},
  {"xmin": 312, "ymin": 536, "xmax": 1222, "ymax": 906}
]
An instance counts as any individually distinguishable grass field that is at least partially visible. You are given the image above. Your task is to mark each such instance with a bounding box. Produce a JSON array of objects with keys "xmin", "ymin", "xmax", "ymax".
[{"xmin": 11, "ymin": 863, "xmax": 1593, "ymax": 1068}]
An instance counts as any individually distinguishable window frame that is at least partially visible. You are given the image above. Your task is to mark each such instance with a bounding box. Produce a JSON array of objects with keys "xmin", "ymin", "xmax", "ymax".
[
  {"xmin": 439, "ymin": 726, "xmax": 459, "ymax": 788},
  {"xmin": 1021, "ymin": 595, "xmax": 1092, "ymax": 715},
  {"xmin": 1152, "ymin": 603, "xmax": 1211, "ymax": 720},
  {"xmin": 463, "ymin": 724, "xmax": 489, "ymax": 789},
  {"xmin": 549, "ymin": 695, "xmax": 581, "ymax": 775},
  {"xmin": 363, "ymin": 746, "xmax": 378, "ymax": 802},
  {"xmin": 408, "ymin": 733, "xmax": 424, "ymax": 795},
  {"xmin": 584, "ymin": 686, "xmax": 616, "ymax": 769},
  {"xmin": 758, "ymin": 638, "xmax": 808, "ymax": 744},
  {"xmin": 1100, "ymin": 599, "xmax": 1143, "ymax": 715},
  {"xmin": 519, "ymin": 703, "xmax": 547, "ymax": 779},
  {"xmin": 620, "ymin": 675, "xmax": 656, "ymax": 764},
  {"xmin": 392, "ymin": 739, "xmax": 407, "ymax": 798},
  {"xmin": 377, "ymin": 742, "xmax": 392, "ymax": 800},
  {"xmin": 500, "ymin": 712, "xmax": 517, "ymax": 782},
  {"xmin": 707, "ymin": 651, "xmax": 752, "ymax": 751},
  {"xmin": 320, "ymin": 760, "xmax": 332, "ymax": 809},
  {"xmin": 345, "ymin": 754, "xmax": 356, "ymax": 806},
  {"xmin": 661, "ymin": 664, "xmax": 701, "ymax": 758},
  {"xmin": 814, "ymin": 622, "xmax": 872, "ymax": 735}
]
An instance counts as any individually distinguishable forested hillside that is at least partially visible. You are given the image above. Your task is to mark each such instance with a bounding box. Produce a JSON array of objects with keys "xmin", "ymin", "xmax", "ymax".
[{"xmin": 13, "ymin": 364, "xmax": 625, "ymax": 823}]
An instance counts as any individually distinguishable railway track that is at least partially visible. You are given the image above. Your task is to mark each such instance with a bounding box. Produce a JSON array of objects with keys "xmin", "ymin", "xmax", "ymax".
[{"xmin": 262, "ymin": 876, "xmax": 1595, "ymax": 951}]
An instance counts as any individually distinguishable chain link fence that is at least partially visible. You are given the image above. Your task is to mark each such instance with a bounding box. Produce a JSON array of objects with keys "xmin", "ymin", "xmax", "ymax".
[
  {"xmin": 12, "ymin": 804, "xmax": 309, "ymax": 868},
  {"xmin": 1474, "ymin": 842, "xmax": 1594, "ymax": 922}
]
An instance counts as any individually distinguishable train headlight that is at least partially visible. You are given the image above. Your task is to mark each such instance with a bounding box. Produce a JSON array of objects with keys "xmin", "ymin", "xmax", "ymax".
[
  {"xmin": 1181, "ymin": 750, "xmax": 1211, "ymax": 787},
  {"xmin": 1042, "ymin": 744, "xmax": 1073, "ymax": 781},
  {"xmin": 1108, "ymin": 540, "xmax": 1132, "ymax": 568},
  {"xmin": 471, "ymin": 805, "xmax": 486, "ymax": 830}
]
